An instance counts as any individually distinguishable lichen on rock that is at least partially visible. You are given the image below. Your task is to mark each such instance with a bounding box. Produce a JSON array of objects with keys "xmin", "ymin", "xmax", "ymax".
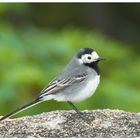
[{"xmin": 0, "ymin": 109, "xmax": 140, "ymax": 138}]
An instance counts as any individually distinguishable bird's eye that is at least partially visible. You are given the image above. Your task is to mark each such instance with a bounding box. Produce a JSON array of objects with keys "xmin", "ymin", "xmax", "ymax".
[{"xmin": 87, "ymin": 56, "xmax": 91, "ymax": 60}]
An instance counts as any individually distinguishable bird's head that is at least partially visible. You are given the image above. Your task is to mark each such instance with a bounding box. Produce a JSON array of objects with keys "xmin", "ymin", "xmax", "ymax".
[{"xmin": 77, "ymin": 48, "xmax": 105, "ymax": 66}]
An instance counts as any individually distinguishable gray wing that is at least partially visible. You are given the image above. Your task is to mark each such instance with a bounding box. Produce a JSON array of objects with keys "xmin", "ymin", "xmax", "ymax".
[
  {"xmin": 39, "ymin": 74, "xmax": 87, "ymax": 97},
  {"xmin": 39, "ymin": 56, "xmax": 88, "ymax": 97}
]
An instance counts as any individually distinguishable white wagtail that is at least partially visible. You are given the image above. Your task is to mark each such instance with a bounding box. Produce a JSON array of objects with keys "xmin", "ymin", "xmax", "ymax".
[{"xmin": 0, "ymin": 48, "xmax": 105, "ymax": 121}]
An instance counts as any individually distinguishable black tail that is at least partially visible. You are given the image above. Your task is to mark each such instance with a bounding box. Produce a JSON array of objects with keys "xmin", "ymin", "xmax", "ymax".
[{"xmin": 0, "ymin": 98, "xmax": 42, "ymax": 121}]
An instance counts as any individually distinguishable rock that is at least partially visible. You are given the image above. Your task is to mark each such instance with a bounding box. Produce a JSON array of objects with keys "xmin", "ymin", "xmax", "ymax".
[{"xmin": 0, "ymin": 109, "xmax": 140, "ymax": 138}]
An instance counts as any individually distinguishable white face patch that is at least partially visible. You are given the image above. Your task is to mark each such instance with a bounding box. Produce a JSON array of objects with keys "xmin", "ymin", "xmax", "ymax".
[
  {"xmin": 91, "ymin": 51, "xmax": 99, "ymax": 60},
  {"xmin": 80, "ymin": 51, "xmax": 99, "ymax": 64},
  {"xmin": 78, "ymin": 58, "xmax": 83, "ymax": 64}
]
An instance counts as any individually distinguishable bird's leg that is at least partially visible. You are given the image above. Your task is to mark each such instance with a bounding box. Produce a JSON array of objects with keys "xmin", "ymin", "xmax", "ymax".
[
  {"xmin": 67, "ymin": 101, "xmax": 92, "ymax": 125},
  {"xmin": 67, "ymin": 101, "xmax": 83, "ymax": 117}
]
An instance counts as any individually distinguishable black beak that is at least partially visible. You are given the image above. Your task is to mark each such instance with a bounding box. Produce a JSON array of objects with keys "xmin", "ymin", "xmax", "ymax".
[{"xmin": 97, "ymin": 57, "xmax": 106, "ymax": 61}]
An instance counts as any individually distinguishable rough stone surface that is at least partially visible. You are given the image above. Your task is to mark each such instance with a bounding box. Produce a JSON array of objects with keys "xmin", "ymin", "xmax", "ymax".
[{"xmin": 0, "ymin": 109, "xmax": 140, "ymax": 138}]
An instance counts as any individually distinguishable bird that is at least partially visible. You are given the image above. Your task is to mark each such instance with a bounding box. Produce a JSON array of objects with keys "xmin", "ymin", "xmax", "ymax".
[{"xmin": 0, "ymin": 48, "xmax": 105, "ymax": 121}]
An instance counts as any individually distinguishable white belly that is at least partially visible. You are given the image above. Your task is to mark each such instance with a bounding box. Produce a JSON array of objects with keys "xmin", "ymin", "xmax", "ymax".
[
  {"xmin": 70, "ymin": 75, "xmax": 100, "ymax": 102},
  {"xmin": 50, "ymin": 75, "xmax": 100, "ymax": 102}
]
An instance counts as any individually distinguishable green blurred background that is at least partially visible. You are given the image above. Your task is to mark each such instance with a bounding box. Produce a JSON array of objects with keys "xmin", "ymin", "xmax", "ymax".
[{"xmin": 0, "ymin": 3, "xmax": 140, "ymax": 118}]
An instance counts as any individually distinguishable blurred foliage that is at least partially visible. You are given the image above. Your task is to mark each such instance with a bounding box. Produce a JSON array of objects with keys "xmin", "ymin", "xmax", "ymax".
[
  {"xmin": 1, "ymin": 3, "xmax": 140, "ymax": 48},
  {"xmin": 0, "ymin": 24, "xmax": 140, "ymax": 117},
  {"xmin": 0, "ymin": 4, "xmax": 140, "ymax": 118}
]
